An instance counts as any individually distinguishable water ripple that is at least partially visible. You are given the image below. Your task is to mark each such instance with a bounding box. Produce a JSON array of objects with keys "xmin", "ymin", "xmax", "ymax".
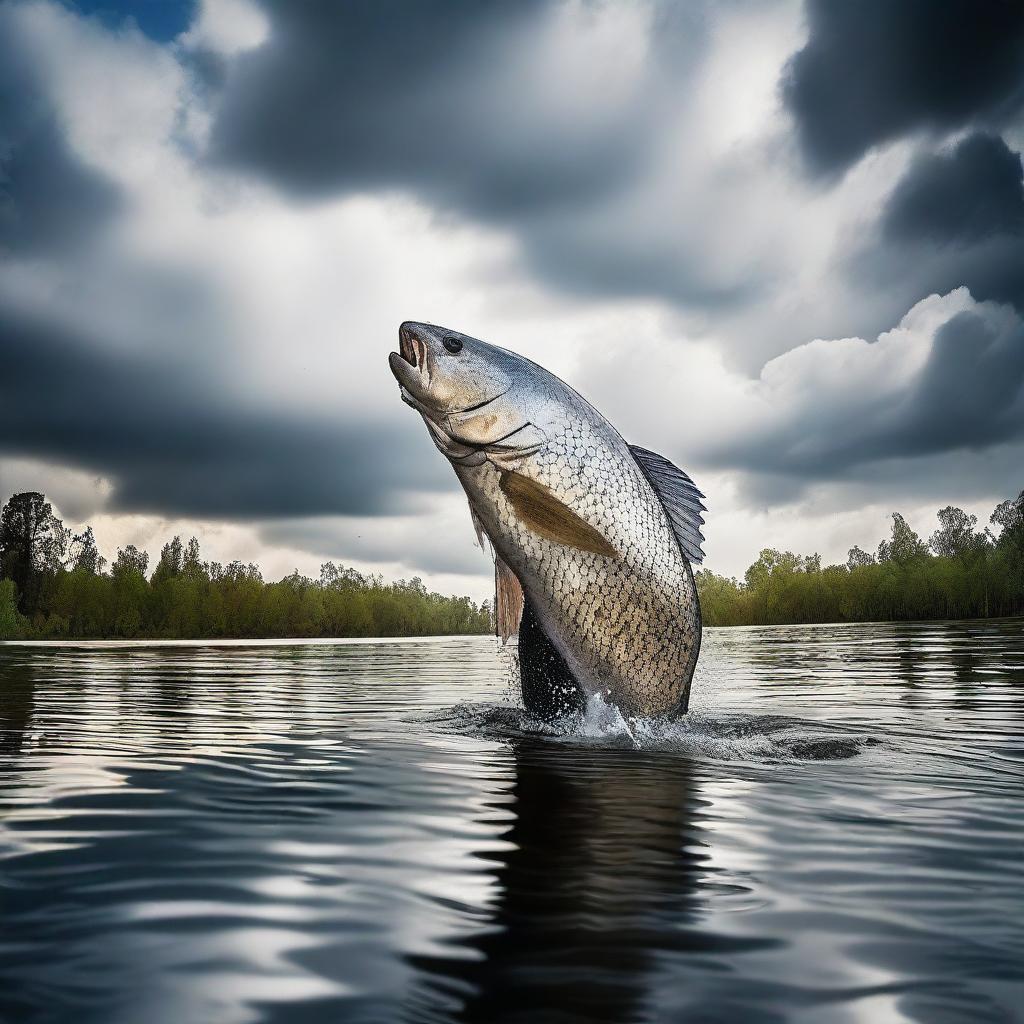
[{"xmin": 1, "ymin": 622, "xmax": 1022, "ymax": 1023}]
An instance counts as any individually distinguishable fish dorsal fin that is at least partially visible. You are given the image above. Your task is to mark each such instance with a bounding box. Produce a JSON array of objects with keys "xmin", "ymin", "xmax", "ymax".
[
  {"xmin": 494, "ymin": 555, "xmax": 524, "ymax": 644},
  {"xmin": 499, "ymin": 471, "xmax": 618, "ymax": 558},
  {"xmin": 629, "ymin": 444, "xmax": 706, "ymax": 564}
]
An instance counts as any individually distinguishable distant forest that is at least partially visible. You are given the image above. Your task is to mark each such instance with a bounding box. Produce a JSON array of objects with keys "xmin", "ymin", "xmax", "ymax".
[
  {"xmin": 2, "ymin": 489, "xmax": 1022, "ymax": 641},
  {"xmin": 0, "ymin": 492, "xmax": 491, "ymax": 640},
  {"xmin": 696, "ymin": 491, "xmax": 1024, "ymax": 626}
]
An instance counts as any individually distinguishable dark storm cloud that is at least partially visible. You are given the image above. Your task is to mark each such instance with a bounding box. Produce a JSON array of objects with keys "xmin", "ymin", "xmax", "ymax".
[
  {"xmin": 204, "ymin": 0, "xmax": 740, "ymax": 307},
  {"xmin": 210, "ymin": 1, "xmax": 621, "ymax": 211},
  {"xmin": 0, "ymin": 306, "xmax": 449, "ymax": 518},
  {"xmin": 783, "ymin": 0, "xmax": 1024, "ymax": 176},
  {"xmin": 905, "ymin": 311, "xmax": 1024, "ymax": 451},
  {"xmin": 852, "ymin": 133, "xmax": 1024, "ymax": 319},
  {"xmin": 704, "ymin": 308, "xmax": 1024, "ymax": 480},
  {"xmin": 0, "ymin": 17, "xmax": 121, "ymax": 254},
  {"xmin": 883, "ymin": 134, "xmax": 1024, "ymax": 246}
]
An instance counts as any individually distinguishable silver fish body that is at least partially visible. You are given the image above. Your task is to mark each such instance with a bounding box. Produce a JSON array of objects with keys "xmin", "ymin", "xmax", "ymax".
[{"xmin": 389, "ymin": 321, "xmax": 702, "ymax": 718}]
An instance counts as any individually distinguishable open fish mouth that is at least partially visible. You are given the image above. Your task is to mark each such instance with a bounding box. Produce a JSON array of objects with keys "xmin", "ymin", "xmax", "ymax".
[
  {"xmin": 389, "ymin": 327, "xmax": 419, "ymax": 375},
  {"xmin": 398, "ymin": 323, "xmax": 426, "ymax": 370},
  {"xmin": 389, "ymin": 325, "xmax": 431, "ymax": 407},
  {"xmin": 389, "ymin": 332, "xmax": 452, "ymax": 438}
]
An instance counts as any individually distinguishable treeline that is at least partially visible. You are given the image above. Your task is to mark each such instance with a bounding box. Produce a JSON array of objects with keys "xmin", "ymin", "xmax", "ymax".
[
  {"xmin": 0, "ymin": 492, "xmax": 491, "ymax": 640},
  {"xmin": 696, "ymin": 493, "xmax": 1024, "ymax": 626},
  {"xmin": 3, "ymin": 489, "xmax": 1020, "ymax": 638}
]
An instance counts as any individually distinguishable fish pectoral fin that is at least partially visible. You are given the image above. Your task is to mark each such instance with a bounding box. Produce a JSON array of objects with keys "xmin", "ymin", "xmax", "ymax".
[
  {"xmin": 494, "ymin": 555, "xmax": 524, "ymax": 644},
  {"xmin": 499, "ymin": 471, "xmax": 619, "ymax": 558},
  {"xmin": 467, "ymin": 502, "xmax": 489, "ymax": 551},
  {"xmin": 629, "ymin": 444, "xmax": 706, "ymax": 564}
]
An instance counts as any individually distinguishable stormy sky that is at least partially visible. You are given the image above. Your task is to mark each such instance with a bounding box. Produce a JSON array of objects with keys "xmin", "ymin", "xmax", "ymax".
[{"xmin": 1, "ymin": 0, "xmax": 1023, "ymax": 599}]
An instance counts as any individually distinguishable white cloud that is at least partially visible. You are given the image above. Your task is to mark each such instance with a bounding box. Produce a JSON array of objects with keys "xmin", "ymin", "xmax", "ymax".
[{"xmin": 181, "ymin": 0, "xmax": 268, "ymax": 55}]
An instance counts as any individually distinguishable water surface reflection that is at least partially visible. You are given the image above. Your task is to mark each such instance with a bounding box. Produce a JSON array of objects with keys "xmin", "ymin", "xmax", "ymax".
[
  {"xmin": 408, "ymin": 741, "xmax": 725, "ymax": 1023},
  {"xmin": 1, "ymin": 623, "xmax": 1022, "ymax": 1023}
]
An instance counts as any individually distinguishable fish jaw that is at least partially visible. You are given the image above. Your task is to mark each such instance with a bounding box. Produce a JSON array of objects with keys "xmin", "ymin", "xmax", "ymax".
[{"xmin": 388, "ymin": 350, "xmax": 426, "ymax": 400}]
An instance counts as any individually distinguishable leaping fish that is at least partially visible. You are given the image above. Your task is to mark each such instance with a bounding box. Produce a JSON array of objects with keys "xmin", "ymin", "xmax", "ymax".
[{"xmin": 389, "ymin": 321, "xmax": 704, "ymax": 720}]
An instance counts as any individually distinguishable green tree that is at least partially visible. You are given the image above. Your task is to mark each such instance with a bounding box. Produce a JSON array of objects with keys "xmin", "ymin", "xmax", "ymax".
[
  {"xmin": 877, "ymin": 513, "xmax": 928, "ymax": 566},
  {"xmin": 112, "ymin": 544, "xmax": 149, "ymax": 578},
  {"xmin": 990, "ymin": 490, "xmax": 1024, "ymax": 615},
  {"xmin": 151, "ymin": 535, "xmax": 184, "ymax": 585},
  {"xmin": 67, "ymin": 526, "xmax": 105, "ymax": 574},
  {"xmin": 181, "ymin": 536, "xmax": 205, "ymax": 582},
  {"xmin": 0, "ymin": 578, "xmax": 25, "ymax": 638},
  {"xmin": 0, "ymin": 492, "xmax": 69, "ymax": 613},
  {"xmin": 991, "ymin": 490, "xmax": 1024, "ymax": 551},
  {"xmin": 847, "ymin": 545, "xmax": 874, "ymax": 570},
  {"xmin": 929, "ymin": 507, "xmax": 988, "ymax": 560},
  {"xmin": 109, "ymin": 544, "xmax": 150, "ymax": 636}
]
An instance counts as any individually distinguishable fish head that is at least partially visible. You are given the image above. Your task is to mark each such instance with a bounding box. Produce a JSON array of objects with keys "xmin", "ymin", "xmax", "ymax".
[{"xmin": 389, "ymin": 321, "xmax": 547, "ymax": 466}]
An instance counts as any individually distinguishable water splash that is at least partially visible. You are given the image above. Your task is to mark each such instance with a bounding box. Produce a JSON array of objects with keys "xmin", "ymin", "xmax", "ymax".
[{"xmin": 426, "ymin": 693, "xmax": 875, "ymax": 762}]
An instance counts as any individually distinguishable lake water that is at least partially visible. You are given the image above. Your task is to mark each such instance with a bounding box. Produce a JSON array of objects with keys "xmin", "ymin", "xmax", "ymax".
[{"xmin": 1, "ymin": 621, "xmax": 1022, "ymax": 1023}]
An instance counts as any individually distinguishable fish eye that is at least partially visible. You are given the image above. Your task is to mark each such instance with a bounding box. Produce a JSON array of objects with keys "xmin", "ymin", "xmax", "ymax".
[{"xmin": 443, "ymin": 336, "xmax": 463, "ymax": 354}]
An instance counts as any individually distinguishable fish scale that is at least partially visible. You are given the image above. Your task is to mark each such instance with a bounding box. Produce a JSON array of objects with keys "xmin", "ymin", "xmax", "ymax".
[{"xmin": 389, "ymin": 321, "xmax": 702, "ymax": 718}]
